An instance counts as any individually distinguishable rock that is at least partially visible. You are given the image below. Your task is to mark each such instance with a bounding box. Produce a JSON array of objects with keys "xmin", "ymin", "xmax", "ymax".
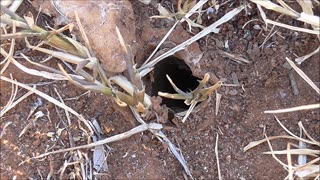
[
  {"xmin": 169, "ymin": 25, "xmax": 204, "ymax": 65},
  {"xmin": 32, "ymin": 0, "xmax": 136, "ymax": 73}
]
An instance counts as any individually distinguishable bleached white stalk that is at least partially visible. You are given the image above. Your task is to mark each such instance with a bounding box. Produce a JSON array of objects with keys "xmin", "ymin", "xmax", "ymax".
[
  {"xmin": 0, "ymin": 76, "xmax": 94, "ymax": 135},
  {"xmin": 286, "ymin": 58, "xmax": 320, "ymax": 94},
  {"xmin": 139, "ymin": 5, "xmax": 245, "ymax": 76},
  {"xmin": 264, "ymin": 104, "xmax": 320, "ymax": 114},
  {"xmin": 21, "ymin": 123, "xmax": 162, "ymax": 161}
]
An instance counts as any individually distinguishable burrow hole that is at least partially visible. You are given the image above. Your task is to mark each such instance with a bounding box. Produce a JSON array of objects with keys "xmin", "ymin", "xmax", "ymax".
[{"xmin": 151, "ymin": 56, "xmax": 200, "ymax": 113}]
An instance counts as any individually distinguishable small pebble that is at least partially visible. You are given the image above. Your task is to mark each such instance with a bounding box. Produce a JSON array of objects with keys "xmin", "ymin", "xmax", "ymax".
[{"xmin": 279, "ymin": 91, "xmax": 287, "ymax": 98}]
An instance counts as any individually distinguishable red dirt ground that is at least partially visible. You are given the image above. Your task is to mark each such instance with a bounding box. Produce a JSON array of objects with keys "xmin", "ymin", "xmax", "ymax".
[{"xmin": 1, "ymin": 0, "xmax": 319, "ymax": 179}]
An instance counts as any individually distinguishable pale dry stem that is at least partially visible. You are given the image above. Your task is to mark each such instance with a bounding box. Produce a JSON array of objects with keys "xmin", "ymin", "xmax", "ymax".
[{"xmin": 20, "ymin": 123, "xmax": 162, "ymax": 164}]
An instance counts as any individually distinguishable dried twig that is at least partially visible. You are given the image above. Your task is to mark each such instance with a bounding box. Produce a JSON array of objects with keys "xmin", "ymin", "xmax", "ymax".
[
  {"xmin": 295, "ymin": 46, "xmax": 320, "ymax": 65},
  {"xmin": 215, "ymin": 92, "xmax": 222, "ymax": 116},
  {"xmin": 264, "ymin": 133, "xmax": 289, "ymax": 168},
  {"xmin": 265, "ymin": 19, "xmax": 320, "ymax": 35},
  {"xmin": 0, "ymin": 23, "xmax": 16, "ymax": 74},
  {"xmin": 21, "ymin": 123, "xmax": 162, "ymax": 163},
  {"xmin": 264, "ymin": 103, "xmax": 320, "ymax": 114},
  {"xmin": 245, "ymin": 118, "xmax": 320, "ymax": 179},
  {"xmin": 287, "ymin": 143, "xmax": 293, "ymax": 180},
  {"xmin": 0, "ymin": 122, "xmax": 12, "ymax": 139},
  {"xmin": 0, "ymin": 76, "xmax": 94, "ymax": 135},
  {"xmin": 250, "ymin": 0, "xmax": 320, "ymax": 27},
  {"xmin": 130, "ymin": 107, "xmax": 193, "ymax": 179},
  {"xmin": 0, "ymin": 76, "xmax": 18, "ymax": 116},
  {"xmin": 159, "ymin": 73, "xmax": 222, "ymax": 122},
  {"xmin": 286, "ymin": 58, "xmax": 320, "ymax": 94},
  {"xmin": 215, "ymin": 133, "xmax": 222, "ymax": 180}
]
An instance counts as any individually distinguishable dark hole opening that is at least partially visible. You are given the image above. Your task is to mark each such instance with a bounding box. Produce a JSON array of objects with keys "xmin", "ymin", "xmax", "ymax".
[{"xmin": 151, "ymin": 56, "xmax": 200, "ymax": 113}]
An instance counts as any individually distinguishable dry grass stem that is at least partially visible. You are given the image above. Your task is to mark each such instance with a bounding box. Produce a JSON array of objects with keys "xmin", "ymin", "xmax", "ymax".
[
  {"xmin": 263, "ymin": 149, "xmax": 320, "ymax": 155},
  {"xmin": 25, "ymin": 40, "xmax": 95, "ymax": 69},
  {"xmin": 182, "ymin": 101, "xmax": 197, "ymax": 123},
  {"xmin": 158, "ymin": 73, "xmax": 222, "ymax": 122},
  {"xmin": 16, "ymin": 18, "xmax": 152, "ymax": 112},
  {"xmin": 1, "ymin": 48, "xmax": 68, "ymax": 80},
  {"xmin": 274, "ymin": 116, "xmax": 320, "ymax": 146},
  {"xmin": 286, "ymin": 58, "xmax": 320, "ymax": 94},
  {"xmin": 244, "ymin": 120, "xmax": 320, "ymax": 151},
  {"xmin": 245, "ymin": 117, "xmax": 319, "ymax": 178},
  {"xmin": 244, "ymin": 135, "xmax": 309, "ymax": 152},
  {"xmin": 53, "ymin": 88, "xmax": 75, "ymax": 147},
  {"xmin": 259, "ymin": 24, "xmax": 277, "ymax": 48},
  {"xmin": 110, "ymin": 75, "xmax": 152, "ymax": 108},
  {"xmin": 74, "ymin": 11, "xmax": 93, "ymax": 54},
  {"xmin": 287, "ymin": 143, "xmax": 293, "ymax": 180},
  {"xmin": 215, "ymin": 92, "xmax": 222, "ymax": 116},
  {"xmin": 1, "ymin": 5, "xmax": 29, "ymax": 26},
  {"xmin": 0, "ymin": 76, "xmax": 94, "ymax": 135},
  {"xmin": 19, "ymin": 111, "xmax": 44, "ymax": 137},
  {"xmin": 250, "ymin": 0, "xmax": 298, "ymax": 18},
  {"xmin": 298, "ymin": 122, "xmax": 319, "ymax": 144},
  {"xmin": 142, "ymin": 21, "xmax": 179, "ymax": 66},
  {"xmin": 295, "ymin": 159, "xmax": 320, "ymax": 178},
  {"xmin": 265, "ymin": 19, "xmax": 320, "ymax": 35},
  {"xmin": 0, "ymin": 32, "xmax": 44, "ymax": 40},
  {"xmin": 251, "ymin": 0, "xmax": 320, "ymax": 64},
  {"xmin": 143, "ymin": 0, "xmax": 209, "ymax": 67},
  {"xmin": 0, "ymin": 24, "xmax": 15, "ymax": 74},
  {"xmin": 181, "ymin": 0, "xmax": 209, "ymax": 23},
  {"xmin": 297, "ymin": 0, "xmax": 313, "ymax": 15},
  {"xmin": 0, "ymin": 15, "xmax": 28, "ymax": 28},
  {"xmin": 264, "ymin": 133, "xmax": 289, "ymax": 167},
  {"xmin": 250, "ymin": 0, "xmax": 320, "ymax": 27},
  {"xmin": 139, "ymin": 5, "xmax": 244, "ymax": 76},
  {"xmin": 264, "ymin": 103, "xmax": 320, "ymax": 114},
  {"xmin": 215, "ymin": 133, "xmax": 222, "ymax": 180},
  {"xmin": 0, "ymin": 87, "xmax": 33, "ymax": 117},
  {"xmin": 256, "ymin": 4, "xmax": 267, "ymax": 28},
  {"xmin": 24, "ymin": 123, "xmax": 162, "ymax": 161},
  {"xmin": 130, "ymin": 107, "xmax": 193, "ymax": 179},
  {"xmin": 0, "ymin": 76, "xmax": 17, "ymax": 117},
  {"xmin": 295, "ymin": 46, "xmax": 320, "ymax": 64},
  {"xmin": 0, "ymin": 122, "xmax": 12, "ymax": 139},
  {"xmin": 277, "ymin": 0, "xmax": 298, "ymax": 14}
]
